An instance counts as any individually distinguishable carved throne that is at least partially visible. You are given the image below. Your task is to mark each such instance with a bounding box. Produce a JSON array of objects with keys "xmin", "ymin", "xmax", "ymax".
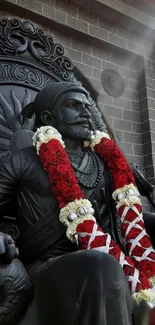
[{"xmin": 0, "ymin": 18, "xmax": 111, "ymax": 325}]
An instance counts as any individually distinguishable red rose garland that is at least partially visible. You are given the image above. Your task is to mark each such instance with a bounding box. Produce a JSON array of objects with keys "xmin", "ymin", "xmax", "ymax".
[
  {"xmin": 40, "ymin": 139, "xmax": 84, "ymax": 208},
  {"xmin": 33, "ymin": 126, "xmax": 155, "ymax": 304},
  {"xmin": 95, "ymin": 138, "xmax": 155, "ymax": 280}
]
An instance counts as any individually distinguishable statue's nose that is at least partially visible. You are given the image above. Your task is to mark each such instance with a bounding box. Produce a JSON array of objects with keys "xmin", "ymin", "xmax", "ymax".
[{"xmin": 82, "ymin": 107, "xmax": 91, "ymax": 119}]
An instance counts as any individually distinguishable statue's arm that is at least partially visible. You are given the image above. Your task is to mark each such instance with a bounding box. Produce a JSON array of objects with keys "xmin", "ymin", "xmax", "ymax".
[{"xmin": 0, "ymin": 156, "xmax": 32, "ymax": 324}]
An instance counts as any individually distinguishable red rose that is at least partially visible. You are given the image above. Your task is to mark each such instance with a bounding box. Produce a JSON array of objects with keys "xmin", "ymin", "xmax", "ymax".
[
  {"xmin": 48, "ymin": 165, "xmax": 57, "ymax": 177},
  {"xmin": 56, "ymin": 150, "xmax": 66, "ymax": 157},
  {"xmin": 72, "ymin": 184, "xmax": 81, "ymax": 192},
  {"xmin": 137, "ymin": 220, "xmax": 144, "ymax": 228},
  {"xmin": 56, "ymin": 180, "xmax": 68, "ymax": 192},
  {"xmin": 117, "ymin": 158, "xmax": 128, "ymax": 171},
  {"xmin": 52, "ymin": 173, "xmax": 62, "ymax": 183},
  {"xmin": 121, "ymin": 223, "xmax": 128, "ymax": 235},
  {"xmin": 113, "ymin": 147, "xmax": 121, "ymax": 159},
  {"xmin": 107, "ymin": 161, "xmax": 115, "ymax": 172},
  {"xmin": 92, "ymin": 236, "xmax": 106, "ymax": 248},
  {"xmin": 124, "ymin": 209, "xmax": 137, "ymax": 222},
  {"xmin": 77, "ymin": 220, "xmax": 94, "ymax": 233},
  {"xmin": 63, "ymin": 187, "xmax": 72, "ymax": 198},
  {"xmin": 40, "ymin": 142, "xmax": 48, "ymax": 151},
  {"xmin": 113, "ymin": 172, "xmax": 128, "ymax": 189},
  {"xmin": 56, "ymin": 150, "xmax": 70, "ymax": 164},
  {"xmin": 118, "ymin": 205, "xmax": 126, "ymax": 216},
  {"xmin": 132, "ymin": 246, "xmax": 142, "ymax": 257},
  {"xmin": 78, "ymin": 234, "xmax": 90, "ymax": 249},
  {"xmin": 139, "ymin": 261, "xmax": 155, "ymax": 279},
  {"xmin": 148, "ymin": 252, "xmax": 155, "ymax": 260},
  {"xmin": 49, "ymin": 153, "xmax": 57, "ymax": 164},
  {"xmin": 49, "ymin": 139, "xmax": 62, "ymax": 152},
  {"xmin": 139, "ymin": 272, "xmax": 150, "ymax": 289},
  {"xmin": 99, "ymin": 143, "xmax": 113, "ymax": 161},
  {"xmin": 126, "ymin": 168, "xmax": 135, "ymax": 184},
  {"xmin": 124, "ymin": 265, "xmax": 132, "ymax": 277},
  {"xmin": 71, "ymin": 184, "xmax": 82, "ymax": 199},
  {"xmin": 40, "ymin": 149, "xmax": 52, "ymax": 162},
  {"xmin": 101, "ymin": 138, "xmax": 112, "ymax": 147},
  {"xmin": 110, "ymin": 244, "xmax": 121, "ymax": 260},
  {"xmin": 140, "ymin": 235, "xmax": 151, "ymax": 248},
  {"xmin": 126, "ymin": 228, "xmax": 141, "ymax": 241},
  {"xmin": 125, "ymin": 256, "xmax": 135, "ymax": 268},
  {"xmin": 69, "ymin": 174, "xmax": 77, "ymax": 185},
  {"xmin": 57, "ymin": 157, "xmax": 70, "ymax": 166},
  {"xmin": 56, "ymin": 164, "xmax": 69, "ymax": 177}
]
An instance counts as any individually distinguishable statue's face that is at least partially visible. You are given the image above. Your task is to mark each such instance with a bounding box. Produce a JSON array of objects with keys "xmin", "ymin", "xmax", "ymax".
[{"xmin": 53, "ymin": 91, "xmax": 93, "ymax": 141}]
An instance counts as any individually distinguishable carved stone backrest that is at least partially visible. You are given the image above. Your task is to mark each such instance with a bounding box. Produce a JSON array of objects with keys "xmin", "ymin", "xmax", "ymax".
[{"xmin": 0, "ymin": 18, "xmax": 108, "ymax": 241}]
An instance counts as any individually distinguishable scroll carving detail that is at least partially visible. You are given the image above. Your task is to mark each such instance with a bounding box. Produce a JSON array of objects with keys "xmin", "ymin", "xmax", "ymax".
[
  {"xmin": 0, "ymin": 62, "xmax": 54, "ymax": 89},
  {"xmin": 0, "ymin": 18, "xmax": 73, "ymax": 81}
]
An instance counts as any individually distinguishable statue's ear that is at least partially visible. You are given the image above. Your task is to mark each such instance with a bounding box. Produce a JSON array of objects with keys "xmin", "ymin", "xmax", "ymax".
[{"xmin": 40, "ymin": 110, "xmax": 55, "ymax": 126}]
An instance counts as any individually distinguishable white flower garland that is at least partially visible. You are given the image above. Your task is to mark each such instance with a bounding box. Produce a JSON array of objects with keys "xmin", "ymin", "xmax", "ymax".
[
  {"xmin": 112, "ymin": 184, "xmax": 141, "ymax": 209},
  {"xmin": 90, "ymin": 130, "xmax": 110, "ymax": 149},
  {"xmin": 134, "ymin": 288, "xmax": 155, "ymax": 307},
  {"xmin": 59, "ymin": 199, "xmax": 96, "ymax": 242},
  {"xmin": 32, "ymin": 126, "xmax": 65, "ymax": 154}
]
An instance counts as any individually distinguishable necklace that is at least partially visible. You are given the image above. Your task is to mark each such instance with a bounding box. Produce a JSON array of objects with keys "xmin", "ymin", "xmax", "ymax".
[{"xmin": 68, "ymin": 149, "xmax": 103, "ymax": 188}]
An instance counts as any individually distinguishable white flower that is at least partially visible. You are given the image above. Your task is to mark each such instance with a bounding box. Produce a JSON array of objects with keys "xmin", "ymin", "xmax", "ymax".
[
  {"xmin": 113, "ymin": 184, "xmax": 140, "ymax": 201},
  {"xmin": 133, "ymin": 288, "xmax": 155, "ymax": 306},
  {"xmin": 59, "ymin": 199, "xmax": 96, "ymax": 242},
  {"xmin": 90, "ymin": 130, "xmax": 110, "ymax": 149},
  {"xmin": 33, "ymin": 126, "xmax": 65, "ymax": 154},
  {"xmin": 59, "ymin": 199, "xmax": 92, "ymax": 225},
  {"xmin": 112, "ymin": 184, "xmax": 141, "ymax": 209}
]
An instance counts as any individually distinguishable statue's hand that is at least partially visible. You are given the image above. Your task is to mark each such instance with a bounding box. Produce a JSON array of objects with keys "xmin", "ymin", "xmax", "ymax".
[{"xmin": 0, "ymin": 232, "xmax": 19, "ymax": 264}]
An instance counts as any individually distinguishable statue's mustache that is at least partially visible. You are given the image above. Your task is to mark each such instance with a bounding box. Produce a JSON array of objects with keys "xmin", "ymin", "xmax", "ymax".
[{"xmin": 65, "ymin": 118, "xmax": 92, "ymax": 127}]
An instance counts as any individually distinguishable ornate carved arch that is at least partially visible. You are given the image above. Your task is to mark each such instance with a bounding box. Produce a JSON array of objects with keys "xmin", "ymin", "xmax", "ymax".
[{"xmin": 0, "ymin": 18, "xmax": 107, "ymax": 132}]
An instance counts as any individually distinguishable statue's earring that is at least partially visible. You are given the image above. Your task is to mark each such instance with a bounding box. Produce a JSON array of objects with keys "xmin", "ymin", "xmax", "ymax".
[{"xmin": 40, "ymin": 110, "xmax": 55, "ymax": 126}]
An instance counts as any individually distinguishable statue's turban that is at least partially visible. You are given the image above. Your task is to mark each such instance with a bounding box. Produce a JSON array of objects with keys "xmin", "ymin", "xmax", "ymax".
[{"xmin": 22, "ymin": 82, "xmax": 88, "ymax": 119}]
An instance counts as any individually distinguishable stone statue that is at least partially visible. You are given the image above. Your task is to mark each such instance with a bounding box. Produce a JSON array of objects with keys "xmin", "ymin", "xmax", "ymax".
[{"xmin": 0, "ymin": 82, "xmax": 155, "ymax": 325}]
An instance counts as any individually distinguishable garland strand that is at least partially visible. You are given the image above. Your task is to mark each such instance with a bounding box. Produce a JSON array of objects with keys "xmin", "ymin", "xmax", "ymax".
[{"xmin": 33, "ymin": 126, "xmax": 155, "ymax": 305}]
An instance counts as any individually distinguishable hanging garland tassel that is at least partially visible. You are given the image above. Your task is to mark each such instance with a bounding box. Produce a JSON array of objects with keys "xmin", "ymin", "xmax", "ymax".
[{"xmin": 33, "ymin": 126, "xmax": 155, "ymax": 306}]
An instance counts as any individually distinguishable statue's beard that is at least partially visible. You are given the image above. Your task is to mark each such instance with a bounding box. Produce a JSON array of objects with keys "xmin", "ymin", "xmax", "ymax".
[
  {"xmin": 58, "ymin": 124, "xmax": 92, "ymax": 142},
  {"xmin": 70, "ymin": 125, "xmax": 92, "ymax": 141}
]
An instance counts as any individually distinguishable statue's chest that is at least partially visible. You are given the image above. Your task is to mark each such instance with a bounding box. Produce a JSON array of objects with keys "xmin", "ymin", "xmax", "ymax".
[{"xmin": 68, "ymin": 149, "xmax": 113, "ymax": 204}]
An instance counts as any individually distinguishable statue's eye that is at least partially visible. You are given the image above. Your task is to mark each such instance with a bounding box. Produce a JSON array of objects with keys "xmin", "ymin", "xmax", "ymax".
[{"xmin": 68, "ymin": 101, "xmax": 76, "ymax": 108}]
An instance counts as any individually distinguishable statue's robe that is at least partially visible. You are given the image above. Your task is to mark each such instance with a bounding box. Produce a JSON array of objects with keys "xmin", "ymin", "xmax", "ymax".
[{"xmin": 0, "ymin": 146, "xmax": 134, "ymax": 324}]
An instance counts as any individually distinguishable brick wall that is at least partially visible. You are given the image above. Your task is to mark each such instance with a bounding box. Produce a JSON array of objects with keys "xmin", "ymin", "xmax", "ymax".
[{"xmin": 1, "ymin": 0, "xmax": 155, "ymax": 209}]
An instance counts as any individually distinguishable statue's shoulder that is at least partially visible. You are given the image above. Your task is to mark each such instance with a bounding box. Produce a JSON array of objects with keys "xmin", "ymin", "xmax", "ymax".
[{"xmin": 0, "ymin": 145, "xmax": 38, "ymax": 180}]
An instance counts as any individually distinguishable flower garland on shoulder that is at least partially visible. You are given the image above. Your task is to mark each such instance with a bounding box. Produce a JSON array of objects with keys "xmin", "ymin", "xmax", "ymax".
[{"xmin": 33, "ymin": 126, "xmax": 155, "ymax": 306}]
